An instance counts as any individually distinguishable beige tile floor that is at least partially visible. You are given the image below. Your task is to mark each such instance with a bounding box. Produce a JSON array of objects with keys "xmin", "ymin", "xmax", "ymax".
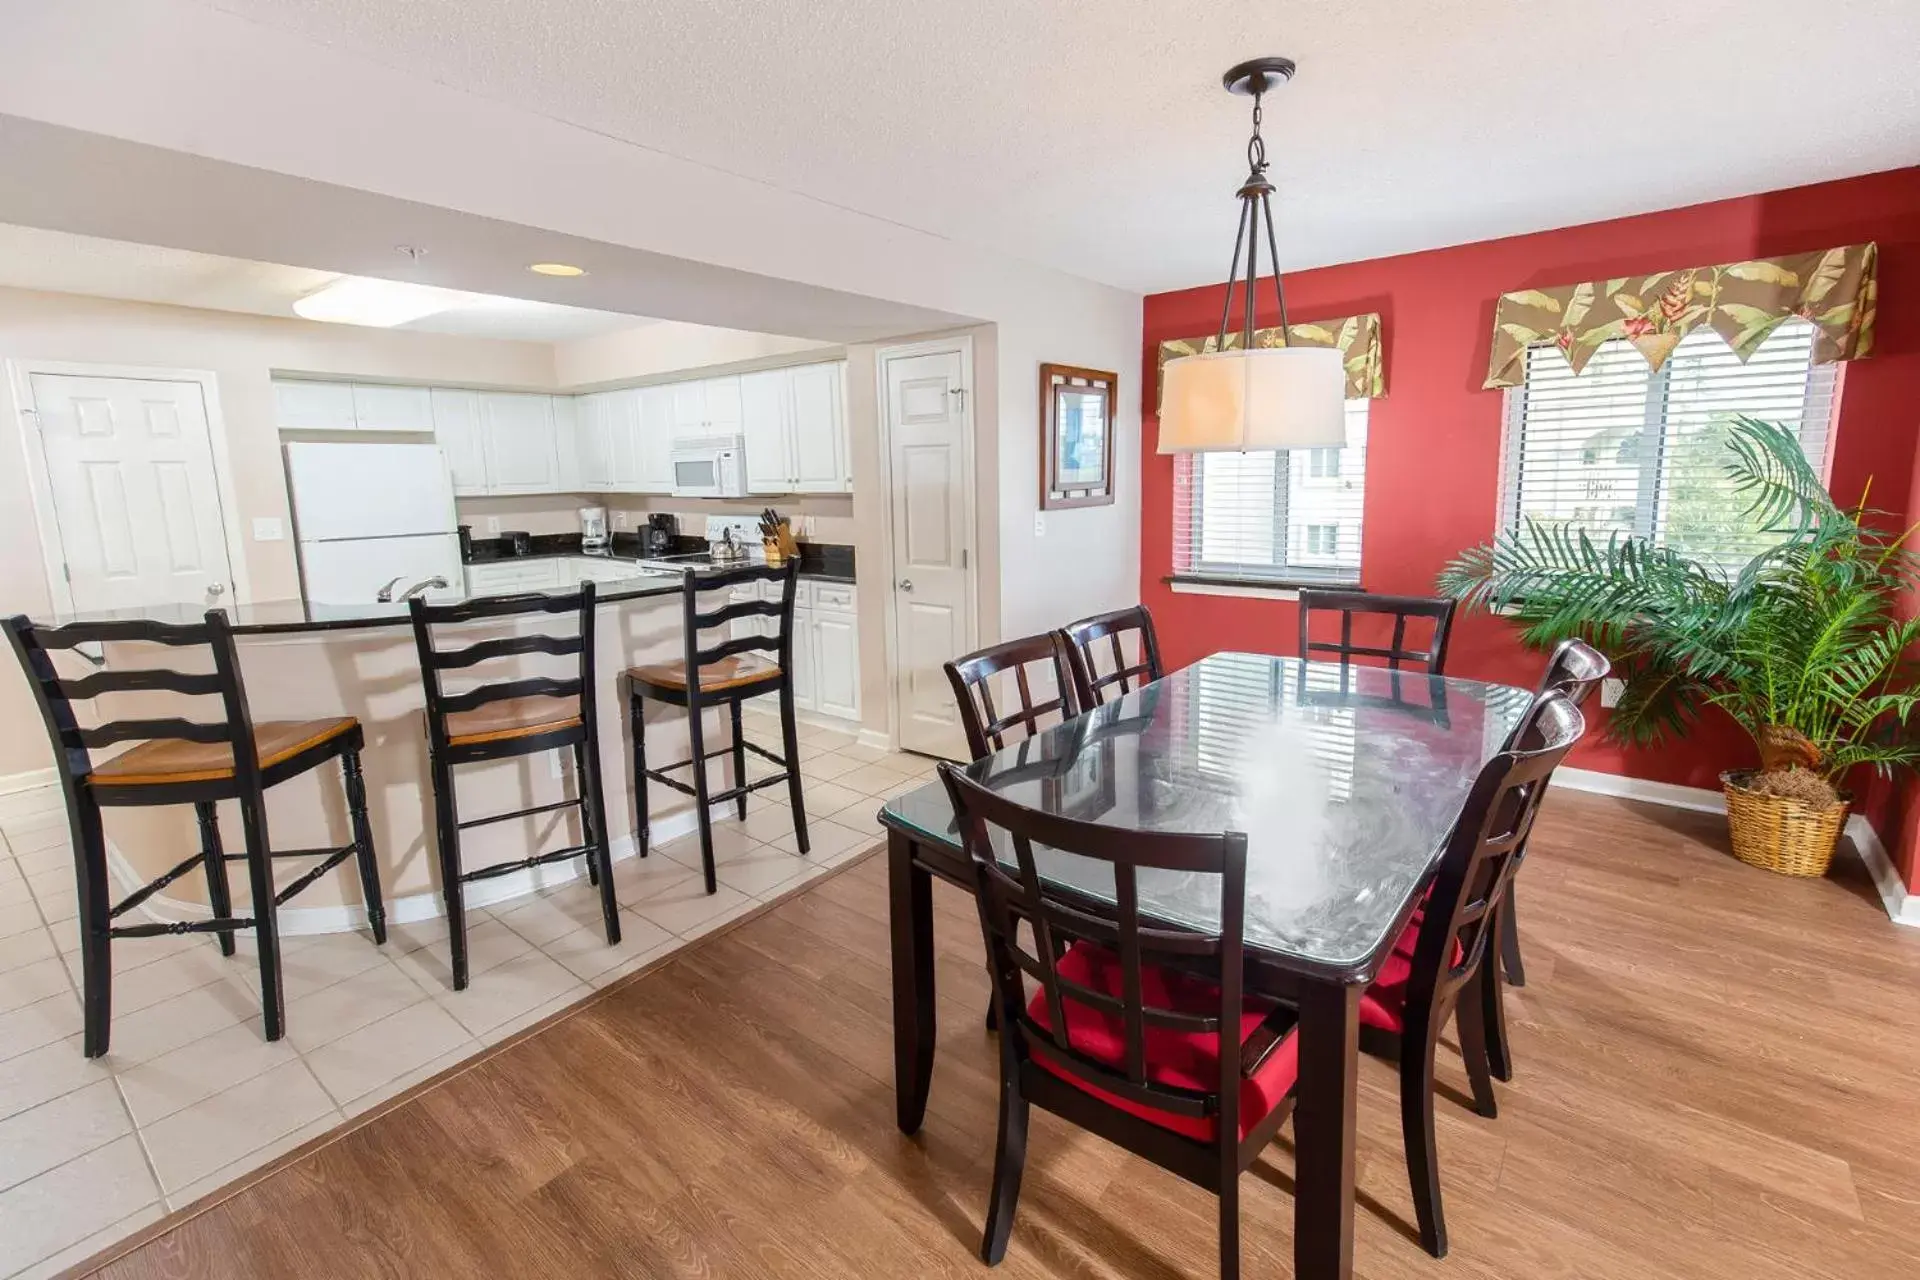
[{"xmin": 0, "ymin": 711, "xmax": 929, "ymax": 1279}]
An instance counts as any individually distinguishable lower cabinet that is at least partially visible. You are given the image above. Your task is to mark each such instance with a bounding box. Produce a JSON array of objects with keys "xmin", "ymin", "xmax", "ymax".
[{"xmin": 729, "ymin": 579, "xmax": 861, "ymax": 721}]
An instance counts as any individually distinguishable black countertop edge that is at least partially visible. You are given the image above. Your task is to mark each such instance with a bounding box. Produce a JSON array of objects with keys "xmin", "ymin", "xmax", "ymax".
[{"xmin": 465, "ymin": 532, "xmax": 856, "ymax": 583}]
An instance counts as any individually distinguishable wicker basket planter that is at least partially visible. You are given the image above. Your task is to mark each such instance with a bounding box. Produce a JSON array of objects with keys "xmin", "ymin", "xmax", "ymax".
[{"xmin": 1720, "ymin": 770, "xmax": 1850, "ymax": 878}]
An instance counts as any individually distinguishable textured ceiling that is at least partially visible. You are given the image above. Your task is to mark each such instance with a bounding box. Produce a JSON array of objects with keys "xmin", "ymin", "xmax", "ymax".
[
  {"xmin": 0, "ymin": 223, "xmax": 656, "ymax": 341},
  {"xmin": 203, "ymin": 0, "xmax": 1920, "ymax": 293}
]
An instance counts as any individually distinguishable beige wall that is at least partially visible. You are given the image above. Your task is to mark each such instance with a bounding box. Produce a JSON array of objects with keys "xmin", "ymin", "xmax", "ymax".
[
  {"xmin": 554, "ymin": 320, "xmax": 833, "ymax": 388},
  {"xmin": 0, "ymin": 286, "xmax": 560, "ymax": 780}
]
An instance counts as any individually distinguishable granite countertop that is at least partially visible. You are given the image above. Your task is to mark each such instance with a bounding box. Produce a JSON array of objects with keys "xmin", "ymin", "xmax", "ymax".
[{"xmin": 464, "ymin": 531, "xmax": 856, "ymax": 583}]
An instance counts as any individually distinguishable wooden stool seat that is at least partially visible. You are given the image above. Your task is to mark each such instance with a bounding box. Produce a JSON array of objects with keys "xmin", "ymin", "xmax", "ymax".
[
  {"xmin": 629, "ymin": 653, "xmax": 781, "ymax": 694},
  {"xmin": 88, "ymin": 717, "xmax": 359, "ymax": 786},
  {"xmin": 444, "ymin": 694, "xmax": 582, "ymax": 747}
]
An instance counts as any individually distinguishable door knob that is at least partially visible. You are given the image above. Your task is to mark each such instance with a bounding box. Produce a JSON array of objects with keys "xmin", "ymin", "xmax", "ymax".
[
  {"xmin": 898, "ymin": 579, "xmax": 914, "ymax": 592},
  {"xmin": 207, "ymin": 582, "xmax": 226, "ymax": 598}
]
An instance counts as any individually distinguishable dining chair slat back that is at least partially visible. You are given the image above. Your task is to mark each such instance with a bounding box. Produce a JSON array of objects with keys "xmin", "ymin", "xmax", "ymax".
[
  {"xmin": 944, "ymin": 633, "xmax": 1078, "ymax": 760},
  {"xmin": 1297, "ymin": 589, "xmax": 1457, "ymax": 673},
  {"xmin": 1058, "ymin": 606, "xmax": 1165, "ymax": 709}
]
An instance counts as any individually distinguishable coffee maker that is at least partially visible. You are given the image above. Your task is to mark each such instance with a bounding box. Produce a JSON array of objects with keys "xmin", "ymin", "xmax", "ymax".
[
  {"xmin": 578, "ymin": 506, "xmax": 609, "ymax": 552},
  {"xmin": 643, "ymin": 513, "xmax": 677, "ymax": 556}
]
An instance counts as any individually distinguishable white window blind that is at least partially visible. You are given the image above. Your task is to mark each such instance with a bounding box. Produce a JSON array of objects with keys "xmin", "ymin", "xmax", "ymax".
[
  {"xmin": 1173, "ymin": 399, "xmax": 1369, "ymax": 584},
  {"xmin": 1502, "ymin": 319, "xmax": 1836, "ymax": 573}
]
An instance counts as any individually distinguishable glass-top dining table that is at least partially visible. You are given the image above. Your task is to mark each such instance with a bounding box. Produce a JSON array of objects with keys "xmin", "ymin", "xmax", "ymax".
[{"xmin": 877, "ymin": 651, "xmax": 1533, "ymax": 1279}]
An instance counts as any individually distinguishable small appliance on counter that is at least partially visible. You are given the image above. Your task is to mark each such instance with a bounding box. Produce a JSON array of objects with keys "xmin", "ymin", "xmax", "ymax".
[
  {"xmin": 643, "ymin": 513, "xmax": 678, "ymax": 556},
  {"xmin": 579, "ymin": 506, "xmax": 609, "ymax": 552},
  {"xmin": 706, "ymin": 515, "xmax": 760, "ymax": 565},
  {"xmin": 500, "ymin": 530, "xmax": 532, "ymax": 557}
]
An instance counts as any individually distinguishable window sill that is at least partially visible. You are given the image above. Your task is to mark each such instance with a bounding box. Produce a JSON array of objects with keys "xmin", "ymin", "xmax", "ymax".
[{"xmin": 1164, "ymin": 574, "xmax": 1359, "ymax": 601}]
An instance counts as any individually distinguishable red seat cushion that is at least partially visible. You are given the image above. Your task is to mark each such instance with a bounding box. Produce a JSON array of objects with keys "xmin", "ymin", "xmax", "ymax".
[
  {"xmin": 1026, "ymin": 942, "xmax": 1298, "ymax": 1142},
  {"xmin": 1360, "ymin": 908, "xmax": 1461, "ymax": 1033}
]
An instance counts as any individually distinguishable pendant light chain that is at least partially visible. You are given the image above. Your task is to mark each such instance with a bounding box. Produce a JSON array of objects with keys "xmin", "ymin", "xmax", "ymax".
[{"xmin": 1213, "ymin": 84, "xmax": 1293, "ymax": 351}]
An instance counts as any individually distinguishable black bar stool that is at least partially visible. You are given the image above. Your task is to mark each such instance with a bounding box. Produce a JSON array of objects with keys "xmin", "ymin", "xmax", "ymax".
[
  {"xmin": 4, "ymin": 610, "xmax": 386, "ymax": 1058},
  {"xmin": 409, "ymin": 584, "xmax": 618, "ymax": 991},
  {"xmin": 627, "ymin": 563, "xmax": 808, "ymax": 894}
]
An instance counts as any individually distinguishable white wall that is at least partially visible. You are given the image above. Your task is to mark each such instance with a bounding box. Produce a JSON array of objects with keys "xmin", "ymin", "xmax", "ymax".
[
  {"xmin": 0, "ymin": 0, "xmax": 1146, "ymax": 666},
  {"xmin": 554, "ymin": 321, "xmax": 833, "ymax": 388}
]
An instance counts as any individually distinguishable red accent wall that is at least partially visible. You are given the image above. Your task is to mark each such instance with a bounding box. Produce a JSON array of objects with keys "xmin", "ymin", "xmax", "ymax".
[{"xmin": 1140, "ymin": 166, "xmax": 1920, "ymax": 886}]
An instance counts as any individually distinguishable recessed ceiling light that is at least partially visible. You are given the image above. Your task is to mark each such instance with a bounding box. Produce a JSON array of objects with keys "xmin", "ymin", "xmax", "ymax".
[
  {"xmin": 293, "ymin": 277, "xmax": 455, "ymax": 328},
  {"xmin": 528, "ymin": 262, "xmax": 586, "ymax": 277}
]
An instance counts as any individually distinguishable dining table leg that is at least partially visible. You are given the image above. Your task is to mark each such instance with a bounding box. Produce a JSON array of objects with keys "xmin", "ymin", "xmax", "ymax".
[
  {"xmin": 889, "ymin": 829, "xmax": 937, "ymax": 1135},
  {"xmin": 1293, "ymin": 978, "xmax": 1361, "ymax": 1280}
]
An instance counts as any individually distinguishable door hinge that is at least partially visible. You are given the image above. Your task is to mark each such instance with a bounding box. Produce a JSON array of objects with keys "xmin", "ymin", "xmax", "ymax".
[
  {"xmin": 960, "ymin": 548, "xmax": 969, "ymax": 569},
  {"xmin": 61, "ymin": 562, "xmax": 71, "ymax": 584}
]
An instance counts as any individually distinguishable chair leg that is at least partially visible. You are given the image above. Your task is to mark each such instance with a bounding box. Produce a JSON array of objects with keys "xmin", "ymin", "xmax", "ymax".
[
  {"xmin": 429, "ymin": 750, "xmax": 470, "ymax": 991},
  {"xmin": 1401, "ymin": 1017, "xmax": 1448, "ymax": 1258},
  {"xmin": 195, "ymin": 801, "xmax": 236, "ymax": 957},
  {"xmin": 729, "ymin": 698, "xmax": 749, "ymax": 821},
  {"xmin": 574, "ymin": 740, "xmax": 599, "ymax": 889},
  {"xmin": 686, "ymin": 704, "xmax": 718, "ymax": 895},
  {"xmin": 236, "ymin": 796, "xmax": 285, "ymax": 1042},
  {"xmin": 72, "ymin": 795, "xmax": 114, "ymax": 1059},
  {"xmin": 779, "ymin": 681, "xmax": 809, "ymax": 855},
  {"xmin": 581, "ymin": 733, "xmax": 621, "ymax": 946},
  {"xmin": 1218, "ymin": 1164, "xmax": 1241, "ymax": 1280},
  {"xmin": 630, "ymin": 686, "xmax": 651, "ymax": 857},
  {"xmin": 979, "ymin": 1054, "xmax": 1030, "ymax": 1264},
  {"xmin": 1453, "ymin": 988, "xmax": 1500, "ymax": 1119},
  {"xmin": 1482, "ymin": 920, "xmax": 1514, "ymax": 1084},
  {"xmin": 1500, "ymin": 885, "xmax": 1526, "ymax": 987},
  {"xmin": 339, "ymin": 744, "xmax": 386, "ymax": 946}
]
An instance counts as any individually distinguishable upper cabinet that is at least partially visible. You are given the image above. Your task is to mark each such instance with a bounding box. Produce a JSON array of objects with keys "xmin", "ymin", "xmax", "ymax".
[
  {"xmin": 740, "ymin": 361, "xmax": 851, "ymax": 495},
  {"xmin": 274, "ymin": 379, "xmax": 433, "ymax": 433},
  {"xmin": 479, "ymin": 393, "xmax": 560, "ymax": 493},
  {"xmin": 283, "ymin": 359, "xmax": 848, "ymax": 498},
  {"xmin": 430, "ymin": 389, "xmax": 490, "ymax": 496}
]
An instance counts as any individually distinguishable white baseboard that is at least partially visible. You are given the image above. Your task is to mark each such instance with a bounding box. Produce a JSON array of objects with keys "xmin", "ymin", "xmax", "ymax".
[
  {"xmin": 0, "ymin": 767, "xmax": 58, "ymax": 797},
  {"xmin": 856, "ymin": 728, "xmax": 893, "ymax": 753},
  {"xmin": 96, "ymin": 800, "xmax": 736, "ymax": 937},
  {"xmin": 1553, "ymin": 766, "xmax": 1919, "ymax": 928}
]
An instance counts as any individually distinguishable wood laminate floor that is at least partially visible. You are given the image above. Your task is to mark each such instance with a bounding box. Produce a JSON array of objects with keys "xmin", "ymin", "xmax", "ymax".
[{"xmin": 65, "ymin": 790, "xmax": 1920, "ymax": 1279}]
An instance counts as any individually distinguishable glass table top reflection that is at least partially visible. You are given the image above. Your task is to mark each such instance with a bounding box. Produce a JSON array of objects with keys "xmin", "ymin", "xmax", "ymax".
[{"xmin": 881, "ymin": 651, "xmax": 1534, "ymax": 976}]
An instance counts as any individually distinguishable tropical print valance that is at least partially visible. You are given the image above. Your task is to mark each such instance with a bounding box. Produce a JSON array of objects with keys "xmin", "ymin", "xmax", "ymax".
[
  {"xmin": 1483, "ymin": 242, "xmax": 1877, "ymax": 389},
  {"xmin": 1157, "ymin": 311, "xmax": 1385, "ymax": 403}
]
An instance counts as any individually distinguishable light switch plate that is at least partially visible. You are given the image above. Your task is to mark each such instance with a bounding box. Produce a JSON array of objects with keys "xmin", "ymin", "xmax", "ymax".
[
  {"xmin": 1033, "ymin": 513, "xmax": 1046, "ymax": 537},
  {"xmin": 251, "ymin": 517, "xmax": 284, "ymax": 542}
]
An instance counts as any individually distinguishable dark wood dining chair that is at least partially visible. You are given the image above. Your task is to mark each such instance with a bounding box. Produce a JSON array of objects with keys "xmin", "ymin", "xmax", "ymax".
[
  {"xmin": 1498, "ymin": 637, "xmax": 1610, "ymax": 990},
  {"xmin": 410, "ymin": 584, "xmax": 617, "ymax": 991},
  {"xmin": 6, "ymin": 610, "xmax": 385, "ymax": 1057},
  {"xmin": 939, "ymin": 762, "xmax": 1300, "ymax": 1280},
  {"xmin": 1358, "ymin": 691, "xmax": 1583, "ymax": 1258},
  {"xmin": 1297, "ymin": 589, "xmax": 1457, "ymax": 674},
  {"xmin": 628, "ymin": 563, "xmax": 807, "ymax": 894},
  {"xmin": 1057, "ymin": 605, "xmax": 1164, "ymax": 709},
  {"xmin": 944, "ymin": 633, "xmax": 1078, "ymax": 761}
]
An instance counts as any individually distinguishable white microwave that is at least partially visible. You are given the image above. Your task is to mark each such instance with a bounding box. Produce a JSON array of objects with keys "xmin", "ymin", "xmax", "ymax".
[{"xmin": 669, "ymin": 436, "xmax": 746, "ymax": 498}]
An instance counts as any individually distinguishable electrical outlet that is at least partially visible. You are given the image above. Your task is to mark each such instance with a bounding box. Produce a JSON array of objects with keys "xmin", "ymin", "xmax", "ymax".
[
  {"xmin": 250, "ymin": 517, "xmax": 283, "ymax": 542},
  {"xmin": 1033, "ymin": 513, "xmax": 1046, "ymax": 537},
  {"xmin": 485, "ymin": 516, "xmax": 502, "ymax": 535},
  {"xmin": 1600, "ymin": 677, "xmax": 1626, "ymax": 709},
  {"xmin": 614, "ymin": 510, "xmax": 631, "ymax": 531}
]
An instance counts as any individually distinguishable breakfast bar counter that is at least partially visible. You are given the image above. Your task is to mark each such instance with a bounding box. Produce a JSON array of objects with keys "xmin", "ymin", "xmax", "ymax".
[{"xmin": 23, "ymin": 567, "xmax": 767, "ymax": 934}]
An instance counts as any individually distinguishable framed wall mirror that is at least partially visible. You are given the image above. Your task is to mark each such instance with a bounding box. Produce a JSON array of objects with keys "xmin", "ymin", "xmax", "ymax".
[{"xmin": 1040, "ymin": 363, "xmax": 1117, "ymax": 510}]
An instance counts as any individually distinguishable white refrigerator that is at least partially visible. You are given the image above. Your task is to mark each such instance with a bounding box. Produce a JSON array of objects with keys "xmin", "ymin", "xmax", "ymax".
[{"xmin": 285, "ymin": 442, "xmax": 465, "ymax": 604}]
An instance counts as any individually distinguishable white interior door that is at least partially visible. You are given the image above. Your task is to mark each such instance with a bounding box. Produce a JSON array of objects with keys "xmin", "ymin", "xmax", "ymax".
[
  {"xmin": 883, "ymin": 345, "xmax": 973, "ymax": 758},
  {"xmin": 28, "ymin": 372, "xmax": 235, "ymax": 613}
]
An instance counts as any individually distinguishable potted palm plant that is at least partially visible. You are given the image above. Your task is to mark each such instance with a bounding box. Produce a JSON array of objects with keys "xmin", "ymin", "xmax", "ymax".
[{"xmin": 1441, "ymin": 416, "xmax": 1920, "ymax": 877}]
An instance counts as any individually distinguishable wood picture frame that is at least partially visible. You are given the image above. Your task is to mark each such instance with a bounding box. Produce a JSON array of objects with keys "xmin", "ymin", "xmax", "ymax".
[{"xmin": 1039, "ymin": 363, "xmax": 1117, "ymax": 510}]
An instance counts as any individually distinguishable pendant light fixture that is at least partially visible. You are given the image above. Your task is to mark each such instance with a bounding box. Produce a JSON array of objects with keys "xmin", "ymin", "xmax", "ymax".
[{"xmin": 1158, "ymin": 57, "xmax": 1347, "ymax": 454}]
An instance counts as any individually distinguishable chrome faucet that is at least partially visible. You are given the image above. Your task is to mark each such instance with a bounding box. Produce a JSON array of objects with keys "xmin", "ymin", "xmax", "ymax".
[{"xmin": 376, "ymin": 575, "xmax": 450, "ymax": 603}]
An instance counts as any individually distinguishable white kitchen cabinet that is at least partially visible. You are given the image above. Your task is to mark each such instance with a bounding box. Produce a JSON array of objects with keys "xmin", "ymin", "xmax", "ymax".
[
  {"xmin": 465, "ymin": 558, "xmax": 560, "ymax": 596},
  {"xmin": 671, "ymin": 375, "xmax": 743, "ymax": 440},
  {"xmin": 811, "ymin": 611, "xmax": 860, "ymax": 720},
  {"xmin": 274, "ymin": 380, "xmax": 357, "ymax": 431},
  {"xmin": 550, "ymin": 394, "xmax": 581, "ymax": 491},
  {"xmin": 574, "ymin": 392, "xmax": 617, "ymax": 490},
  {"xmin": 350, "ymin": 384, "xmax": 435, "ymax": 433},
  {"xmin": 740, "ymin": 369, "xmax": 794, "ymax": 495},
  {"xmin": 790, "ymin": 362, "xmax": 848, "ymax": 493},
  {"xmin": 431, "ymin": 388, "xmax": 491, "ymax": 496},
  {"xmin": 634, "ymin": 386, "xmax": 676, "ymax": 492},
  {"xmin": 479, "ymin": 392, "xmax": 560, "ymax": 493}
]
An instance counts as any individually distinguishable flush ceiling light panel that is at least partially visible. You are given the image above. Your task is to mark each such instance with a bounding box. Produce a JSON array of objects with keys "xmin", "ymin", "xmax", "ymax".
[
  {"xmin": 292, "ymin": 276, "xmax": 459, "ymax": 327},
  {"xmin": 528, "ymin": 262, "xmax": 586, "ymax": 277}
]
